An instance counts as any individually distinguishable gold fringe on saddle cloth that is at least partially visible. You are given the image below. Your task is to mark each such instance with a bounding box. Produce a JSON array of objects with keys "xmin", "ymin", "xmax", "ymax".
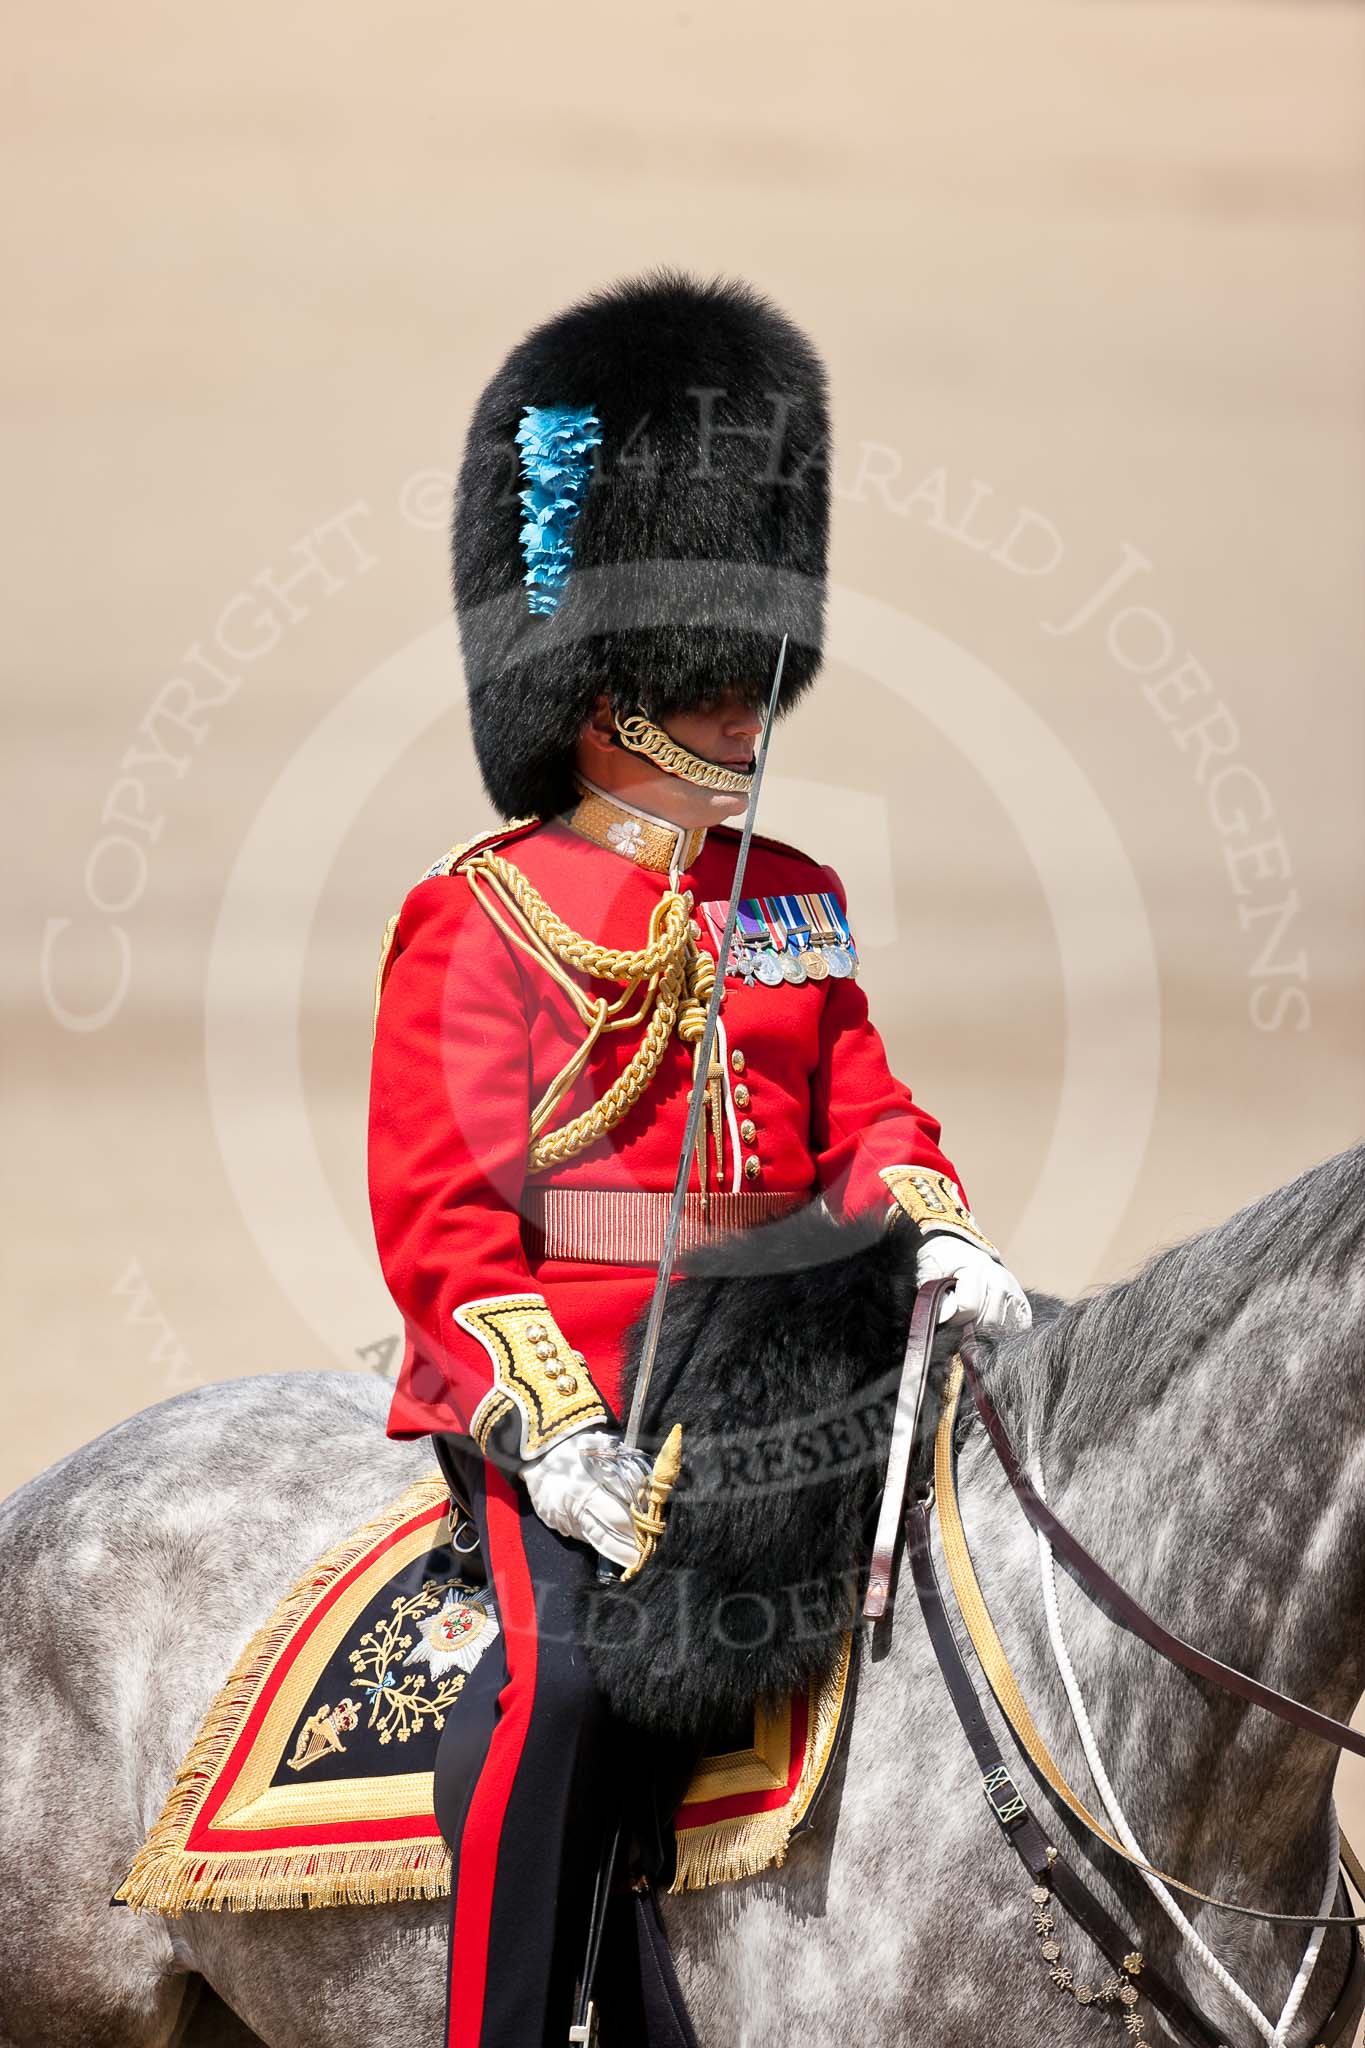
[
  {"xmin": 116, "ymin": 1473, "xmax": 853, "ymax": 1915},
  {"xmin": 121, "ymin": 1838, "xmax": 455, "ymax": 1918}
]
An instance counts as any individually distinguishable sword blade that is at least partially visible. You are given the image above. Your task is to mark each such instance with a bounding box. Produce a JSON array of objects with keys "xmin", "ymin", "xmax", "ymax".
[{"xmin": 622, "ymin": 633, "xmax": 788, "ymax": 1451}]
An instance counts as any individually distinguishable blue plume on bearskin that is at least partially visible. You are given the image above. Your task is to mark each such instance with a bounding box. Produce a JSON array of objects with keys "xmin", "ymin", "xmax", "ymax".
[{"xmin": 515, "ymin": 405, "xmax": 602, "ymax": 615}]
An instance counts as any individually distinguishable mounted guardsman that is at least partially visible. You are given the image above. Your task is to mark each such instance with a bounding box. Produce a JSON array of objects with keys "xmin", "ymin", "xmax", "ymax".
[{"xmin": 366, "ymin": 269, "xmax": 1032, "ymax": 2048}]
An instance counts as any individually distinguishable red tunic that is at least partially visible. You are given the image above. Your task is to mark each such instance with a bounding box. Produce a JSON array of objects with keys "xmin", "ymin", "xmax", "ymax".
[{"xmin": 368, "ymin": 816, "xmax": 967, "ymax": 1443}]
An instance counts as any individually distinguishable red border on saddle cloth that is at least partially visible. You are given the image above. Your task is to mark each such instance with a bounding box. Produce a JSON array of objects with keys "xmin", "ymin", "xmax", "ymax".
[{"xmin": 673, "ymin": 1691, "xmax": 810, "ymax": 1832}]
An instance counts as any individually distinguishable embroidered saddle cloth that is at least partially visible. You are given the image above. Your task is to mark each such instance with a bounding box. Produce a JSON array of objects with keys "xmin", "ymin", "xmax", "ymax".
[{"xmin": 117, "ymin": 1477, "xmax": 851, "ymax": 1915}]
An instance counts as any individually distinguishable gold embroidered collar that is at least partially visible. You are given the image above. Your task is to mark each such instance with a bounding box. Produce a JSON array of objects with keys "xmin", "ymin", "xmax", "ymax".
[{"xmin": 565, "ymin": 778, "xmax": 706, "ymax": 875}]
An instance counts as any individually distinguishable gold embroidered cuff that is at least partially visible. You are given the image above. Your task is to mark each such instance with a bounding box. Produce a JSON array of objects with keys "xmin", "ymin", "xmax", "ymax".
[
  {"xmin": 880, "ymin": 1166, "xmax": 998, "ymax": 1258},
  {"xmin": 456, "ymin": 1295, "xmax": 609, "ymax": 1459}
]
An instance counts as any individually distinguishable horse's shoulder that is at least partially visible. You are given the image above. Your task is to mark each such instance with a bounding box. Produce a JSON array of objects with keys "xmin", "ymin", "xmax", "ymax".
[{"xmin": 1, "ymin": 1372, "xmax": 416, "ymax": 1528}]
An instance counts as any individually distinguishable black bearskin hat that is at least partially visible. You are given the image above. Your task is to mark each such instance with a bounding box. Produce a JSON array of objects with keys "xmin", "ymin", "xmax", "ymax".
[{"xmin": 452, "ymin": 270, "xmax": 830, "ymax": 820}]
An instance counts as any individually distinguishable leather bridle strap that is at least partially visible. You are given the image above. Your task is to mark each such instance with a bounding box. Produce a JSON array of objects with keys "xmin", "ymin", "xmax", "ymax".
[
  {"xmin": 912, "ymin": 1489, "xmax": 1365, "ymax": 2048},
  {"xmin": 907, "ymin": 1495, "xmax": 1227, "ymax": 2048},
  {"xmin": 936, "ymin": 1354, "xmax": 1365, "ymax": 1928},
  {"xmin": 957, "ymin": 1338, "xmax": 1365, "ymax": 1764},
  {"xmin": 941, "ymin": 1351, "xmax": 1365, "ymax": 1925},
  {"xmin": 863, "ymin": 1276, "xmax": 954, "ymax": 1620}
]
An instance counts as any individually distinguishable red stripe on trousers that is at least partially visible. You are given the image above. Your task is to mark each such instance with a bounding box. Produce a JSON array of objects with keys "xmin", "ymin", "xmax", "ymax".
[{"xmin": 446, "ymin": 1469, "xmax": 538, "ymax": 2044}]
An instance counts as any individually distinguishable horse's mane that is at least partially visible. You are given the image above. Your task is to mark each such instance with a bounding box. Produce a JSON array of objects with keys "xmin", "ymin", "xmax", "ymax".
[{"xmin": 987, "ymin": 1142, "xmax": 1365, "ymax": 1462}]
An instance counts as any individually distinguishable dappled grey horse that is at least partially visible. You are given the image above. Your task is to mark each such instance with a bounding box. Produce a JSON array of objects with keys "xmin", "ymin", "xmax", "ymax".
[{"xmin": 2, "ymin": 1145, "xmax": 1363, "ymax": 2047}]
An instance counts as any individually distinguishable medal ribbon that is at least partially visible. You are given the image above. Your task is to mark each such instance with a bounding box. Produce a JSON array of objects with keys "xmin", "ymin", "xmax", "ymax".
[
  {"xmin": 821, "ymin": 891, "xmax": 857, "ymax": 964},
  {"xmin": 772, "ymin": 895, "xmax": 811, "ymax": 953}
]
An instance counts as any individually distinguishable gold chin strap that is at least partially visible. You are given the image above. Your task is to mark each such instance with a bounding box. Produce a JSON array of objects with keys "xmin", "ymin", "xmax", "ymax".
[
  {"xmin": 460, "ymin": 850, "xmax": 726, "ymax": 1191},
  {"xmin": 934, "ymin": 1354, "xmax": 1365, "ymax": 1921},
  {"xmin": 614, "ymin": 709, "xmax": 754, "ymax": 796}
]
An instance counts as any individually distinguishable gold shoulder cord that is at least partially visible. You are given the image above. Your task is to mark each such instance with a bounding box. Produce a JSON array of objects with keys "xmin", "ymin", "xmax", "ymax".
[{"xmin": 459, "ymin": 850, "xmax": 724, "ymax": 1184}]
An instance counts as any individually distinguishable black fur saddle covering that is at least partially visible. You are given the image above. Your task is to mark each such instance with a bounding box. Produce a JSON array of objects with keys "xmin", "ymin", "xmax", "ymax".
[{"xmin": 580, "ymin": 1203, "xmax": 933, "ymax": 1742}]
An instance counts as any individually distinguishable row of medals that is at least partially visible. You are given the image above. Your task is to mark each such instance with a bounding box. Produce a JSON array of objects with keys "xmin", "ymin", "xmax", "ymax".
[{"xmin": 704, "ymin": 893, "xmax": 859, "ymax": 987}]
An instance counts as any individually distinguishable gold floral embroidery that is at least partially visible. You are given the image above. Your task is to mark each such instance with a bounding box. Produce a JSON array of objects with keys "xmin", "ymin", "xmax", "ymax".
[{"xmin": 347, "ymin": 1583, "xmax": 468, "ymax": 1745}]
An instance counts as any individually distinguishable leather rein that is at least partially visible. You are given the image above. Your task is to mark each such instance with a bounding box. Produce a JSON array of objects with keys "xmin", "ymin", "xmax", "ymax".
[
  {"xmin": 957, "ymin": 1336, "xmax": 1365, "ymax": 1776},
  {"xmin": 871, "ymin": 1285, "xmax": 1365, "ymax": 2048}
]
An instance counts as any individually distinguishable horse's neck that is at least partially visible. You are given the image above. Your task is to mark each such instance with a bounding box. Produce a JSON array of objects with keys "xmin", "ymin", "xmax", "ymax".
[
  {"xmin": 1005, "ymin": 1322, "xmax": 1365, "ymax": 2007},
  {"xmin": 1044, "ymin": 1452, "xmax": 1344, "ymax": 1841},
  {"xmin": 1076, "ymin": 1356, "xmax": 1362, "ymax": 1795}
]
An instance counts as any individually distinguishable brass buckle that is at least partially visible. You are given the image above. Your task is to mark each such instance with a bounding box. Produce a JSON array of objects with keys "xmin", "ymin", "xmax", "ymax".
[{"xmin": 983, "ymin": 1764, "xmax": 1028, "ymax": 1832}]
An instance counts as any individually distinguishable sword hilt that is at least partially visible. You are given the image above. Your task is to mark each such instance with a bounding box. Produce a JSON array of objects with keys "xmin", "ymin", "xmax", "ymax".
[{"xmin": 620, "ymin": 1424, "xmax": 683, "ymax": 1583}]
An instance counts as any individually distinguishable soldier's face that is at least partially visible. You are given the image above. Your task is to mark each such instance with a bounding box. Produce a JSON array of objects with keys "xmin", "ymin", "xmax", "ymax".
[
  {"xmin": 661, "ymin": 695, "xmax": 763, "ymax": 816},
  {"xmin": 577, "ymin": 692, "xmax": 763, "ymax": 827}
]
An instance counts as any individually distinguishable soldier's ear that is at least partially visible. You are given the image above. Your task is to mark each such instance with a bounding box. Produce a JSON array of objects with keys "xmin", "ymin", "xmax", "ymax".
[{"xmin": 580, "ymin": 695, "xmax": 617, "ymax": 755}]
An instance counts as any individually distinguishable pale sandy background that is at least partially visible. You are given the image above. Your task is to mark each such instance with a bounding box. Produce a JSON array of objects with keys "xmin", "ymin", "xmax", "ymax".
[{"xmin": 6, "ymin": 0, "xmax": 1365, "ymax": 1956}]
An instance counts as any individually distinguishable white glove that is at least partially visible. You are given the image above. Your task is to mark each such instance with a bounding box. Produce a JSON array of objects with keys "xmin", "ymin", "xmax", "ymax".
[
  {"xmin": 915, "ymin": 1234, "xmax": 1032, "ymax": 1340},
  {"xmin": 519, "ymin": 1429, "xmax": 650, "ymax": 1570}
]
